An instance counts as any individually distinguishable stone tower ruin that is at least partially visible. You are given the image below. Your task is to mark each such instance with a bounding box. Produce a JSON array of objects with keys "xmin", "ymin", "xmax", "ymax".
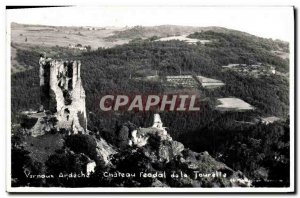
[{"xmin": 39, "ymin": 55, "xmax": 87, "ymax": 134}]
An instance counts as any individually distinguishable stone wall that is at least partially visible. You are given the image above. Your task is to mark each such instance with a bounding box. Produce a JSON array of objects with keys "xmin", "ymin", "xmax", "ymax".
[{"xmin": 39, "ymin": 57, "xmax": 87, "ymax": 134}]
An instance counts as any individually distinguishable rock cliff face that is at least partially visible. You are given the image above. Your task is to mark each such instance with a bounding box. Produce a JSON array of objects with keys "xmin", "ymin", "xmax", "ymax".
[
  {"xmin": 38, "ymin": 55, "xmax": 87, "ymax": 134},
  {"xmin": 96, "ymin": 138, "xmax": 117, "ymax": 165}
]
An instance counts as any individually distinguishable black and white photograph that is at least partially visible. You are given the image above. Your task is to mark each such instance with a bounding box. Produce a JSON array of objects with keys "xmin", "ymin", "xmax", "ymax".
[{"xmin": 5, "ymin": 5, "xmax": 295, "ymax": 193}]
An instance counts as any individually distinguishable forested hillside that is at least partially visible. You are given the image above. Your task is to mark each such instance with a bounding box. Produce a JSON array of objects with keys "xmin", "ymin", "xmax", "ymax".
[{"xmin": 11, "ymin": 28, "xmax": 290, "ymax": 186}]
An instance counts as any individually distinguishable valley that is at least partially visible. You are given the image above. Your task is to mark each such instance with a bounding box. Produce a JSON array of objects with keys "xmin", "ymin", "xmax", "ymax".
[{"xmin": 10, "ymin": 23, "xmax": 290, "ymax": 188}]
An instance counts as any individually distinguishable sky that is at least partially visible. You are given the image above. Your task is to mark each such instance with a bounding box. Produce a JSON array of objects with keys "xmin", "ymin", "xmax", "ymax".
[{"xmin": 6, "ymin": 6, "xmax": 294, "ymax": 41}]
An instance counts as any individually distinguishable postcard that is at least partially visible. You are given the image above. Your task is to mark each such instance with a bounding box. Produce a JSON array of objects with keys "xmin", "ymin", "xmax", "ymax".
[{"xmin": 6, "ymin": 6, "xmax": 295, "ymax": 193}]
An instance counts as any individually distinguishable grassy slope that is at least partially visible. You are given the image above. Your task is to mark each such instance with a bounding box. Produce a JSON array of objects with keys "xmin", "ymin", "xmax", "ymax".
[{"xmin": 11, "ymin": 23, "xmax": 129, "ymax": 49}]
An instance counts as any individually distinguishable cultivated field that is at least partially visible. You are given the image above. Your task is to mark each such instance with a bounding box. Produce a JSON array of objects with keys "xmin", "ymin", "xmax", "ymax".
[
  {"xmin": 222, "ymin": 63, "xmax": 276, "ymax": 77},
  {"xmin": 196, "ymin": 76, "xmax": 225, "ymax": 88},
  {"xmin": 156, "ymin": 35, "xmax": 211, "ymax": 44},
  {"xmin": 165, "ymin": 75, "xmax": 199, "ymax": 88},
  {"xmin": 216, "ymin": 98, "xmax": 254, "ymax": 111},
  {"xmin": 11, "ymin": 23, "xmax": 129, "ymax": 50},
  {"xmin": 260, "ymin": 116, "xmax": 281, "ymax": 124},
  {"xmin": 272, "ymin": 50, "xmax": 289, "ymax": 60}
]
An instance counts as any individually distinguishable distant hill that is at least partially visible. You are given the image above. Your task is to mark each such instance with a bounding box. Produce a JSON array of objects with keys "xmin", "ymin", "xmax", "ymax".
[
  {"xmin": 105, "ymin": 25, "xmax": 204, "ymax": 40},
  {"xmin": 105, "ymin": 25, "xmax": 288, "ymax": 44},
  {"xmin": 11, "ymin": 23, "xmax": 289, "ymax": 53},
  {"xmin": 105, "ymin": 25, "xmax": 253, "ymax": 39}
]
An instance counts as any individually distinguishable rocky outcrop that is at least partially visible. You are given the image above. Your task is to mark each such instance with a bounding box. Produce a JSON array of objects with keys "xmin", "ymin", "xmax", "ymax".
[
  {"xmin": 128, "ymin": 114, "xmax": 182, "ymax": 163},
  {"xmin": 172, "ymin": 150, "xmax": 252, "ymax": 187},
  {"xmin": 20, "ymin": 111, "xmax": 58, "ymax": 137},
  {"xmin": 119, "ymin": 113, "xmax": 252, "ymax": 187},
  {"xmin": 96, "ymin": 138, "xmax": 116, "ymax": 165}
]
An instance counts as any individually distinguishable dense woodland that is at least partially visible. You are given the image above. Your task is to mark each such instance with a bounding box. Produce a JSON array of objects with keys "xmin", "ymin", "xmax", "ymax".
[{"xmin": 11, "ymin": 30, "xmax": 290, "ymax": 187}]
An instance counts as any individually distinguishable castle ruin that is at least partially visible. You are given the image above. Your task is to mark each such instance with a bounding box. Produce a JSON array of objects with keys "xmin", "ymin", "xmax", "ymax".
[{"xmin": 38, "ymin": 54, "xmax": 87, "ymax": 134}]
